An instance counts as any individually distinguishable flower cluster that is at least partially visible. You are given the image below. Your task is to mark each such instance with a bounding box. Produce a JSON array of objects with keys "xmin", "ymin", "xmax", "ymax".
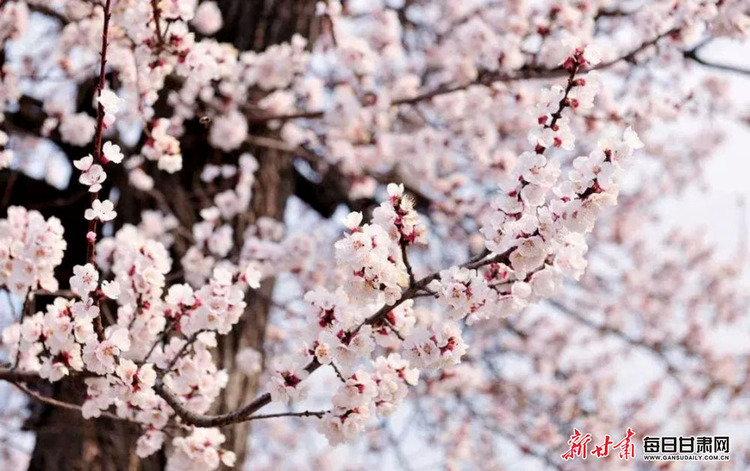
[
  {"xmin": 0, "ymin": 207, "xmax": 66, "ymax": 296},
  {"xmin": 333, "ymin": 184, "xmax": 428, "ymax": 308},
  {"xmin": 318, "ymin": 369, "xmax": 378, "ymax": 444},
  {"xmin": 402, "ymin": 322, "xmax": 468, "ymax": 370},
  {"xmin": 334, "ymin": 212, "xmax": 408, "ymax": 305},
  {"xmin": 372, "ymin": 183, "xmax": 427, "ymax": 245},
  {"xmin": 160, "ymin": 335, "xmax": 229, "ymax": 415},
  {"xmin": 427, "ymin": 266, "xmax": 493, "ymax": 323},
  {"xmin": 179, "ymin": 268, "xmax": 246, "ymax": 337},
  {"xmin": 142, "ymin": 118, "xmax": 183, "ymax": 173},
  {"xmin": 370, "ymin": 353, "xmax": 419, "ymax": 415},
  {"xmin": 166, "ymin": 428, "xmax": 236, "ymax": 471}
]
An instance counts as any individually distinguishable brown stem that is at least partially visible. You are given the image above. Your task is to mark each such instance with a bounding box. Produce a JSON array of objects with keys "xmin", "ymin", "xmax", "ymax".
[
  {"xmin": 87, "ymin": 0, "xmax": 113, "ymax": 341},
  {"xmin": 154, "ymin": 381, "xmax": 273, "ymax": 427},
  {"xmin": 11, "ymin": 381, "xmax": 124, "ymax": 422},
  {"xmin": 150, "ymin": 0, "xmax": 165, "ymax": 47},
  {"xmin": 683, "ymin": 46, "xmax": 750, "ymax": 76}
]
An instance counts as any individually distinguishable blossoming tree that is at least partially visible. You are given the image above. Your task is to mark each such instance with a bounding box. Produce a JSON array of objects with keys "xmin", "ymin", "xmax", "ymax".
[{"xmin": 0, "ymin": 0, "xmax": 748, "ymax": 470}]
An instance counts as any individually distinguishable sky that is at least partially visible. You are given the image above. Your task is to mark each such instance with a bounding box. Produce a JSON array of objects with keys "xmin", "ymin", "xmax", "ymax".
[{"xmin": 663, "ymin": 39, "xmax": 750, "ymax": 257}]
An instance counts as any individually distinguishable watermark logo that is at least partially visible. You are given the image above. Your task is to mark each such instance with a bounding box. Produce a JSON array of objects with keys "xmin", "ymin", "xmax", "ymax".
[
  {"xmin": 561, "ymin": 429, "xmax": 731, "ymax": 462},
  {"xmin": 642, "ymin": 435, "xmax": 730, "ymax": 462},
  {"xmin": 561, "ymin": 428, "xmax": 636, "ymax": 461}
]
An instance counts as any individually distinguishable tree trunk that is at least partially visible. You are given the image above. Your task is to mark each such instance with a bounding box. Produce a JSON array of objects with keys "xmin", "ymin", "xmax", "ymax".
[
  {"xmin": 26, "ymin": 380, "xmax": 165, "ymax": 471},
  {"xmin": 214, "ymin": 146, "xmax": 294, "ymax": 466},
  {"xmin": 20, "ymin": 1, "xmax": 318, "ymax": 470},
  {"xmin": 211, "ymin": 2, "xmax": 318, "ymax": 466}
]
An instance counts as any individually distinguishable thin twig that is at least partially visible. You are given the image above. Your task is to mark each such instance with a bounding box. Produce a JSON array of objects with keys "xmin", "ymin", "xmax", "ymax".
[
  {"xmin": 165, "ymin": 330, "xmax": 205, "ymax": 371},
  {"xmin": 330, "ymin": 362, "xmax": 346, "ymax": 382},
  {"xmin": 11, "ymin": 381, "xmax": 124, "ymax": 422},
  {"xmin": 86, "ymin": 0, "xmax": 114, "ymax": 341},
  {"xmin": 150, "ymin": 0, "xmax": 165, "ymax": 47},
  {"xmin": 684, "ymin": 47, "xmax": 750, "ymax": 77},
  {"xmin": 400, "ymin": 243, "xmax": 416, "ymax": 286},
  {"xmin": 245, "ymin": 410, "xmax": 328, "ymax": 420}
]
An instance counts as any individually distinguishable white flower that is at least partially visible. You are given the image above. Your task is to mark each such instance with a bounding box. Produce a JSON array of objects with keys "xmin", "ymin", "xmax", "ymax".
[
  {"xmin": 166, "ymin": 284, "xmax": 195, "ymax": 306},
  {"xmin": 136, "ymin": 430, "xmax": 165, "ymax": 458},
  {"xmin": 98, "ymin": 90, "xmax": 123, "ymax": 113},
  {"xmin": 530, "ymin": 265, "xmax": 563, "ymax": 297},
  {"xmin": 84, "ymin": 199, "xmax": 117, "ymax": 222},
  {"xmin": 74, "ymin": 155, "xmax": 94, "ymax": 171},
  {"xmin": 97, "ymin": 90, "xmax": 124, "ymax": 127},
  {"xmin": 623, "ymin": 126, "xmax": 644, "ymax": 150},
  {"xmin": 242, "ymin": 262, "xmax": 262, "ymax": 288},
  {"xmin": 221, "ymin": 451, "xmax": 236, "ymax": 467},
  {"xmin": 235, "ymin": 347, "xmax": 262, "ymax": 376},
  {"xmin": 582, "ymin": 44, "xmax": 601, "ymax": 66},
  {"xmin": 313, "ymin": 341, "xmax": 333, "ymax": 364},
  {"xmin": 71, "ymin": 298, "xmax": 100, "ymax": 319},
  {"xmin": 78, "ymin": 163, "xmax": 106, "ymax": 192},
  {"xmin": 70, "ymin": 264, "xmax": 99, "ymax": 296},
  {"xmin": 59, "ymin": 113, "xmax": 96, "ymax": 146},
  {"xmin": 158, "ymin": 154, "xmax": 182, "ymax": 173},
  {"xmin": 102, "ymin": 141, "xmax": 124, "ymax": 164},
  {"xmin": 192, "ymin": 1, "xmax": 223, "ymax": 35},
  {"xmin": 267, "ymin": 362, "xmax": 309, "ymax": 403},
  {"xmin": 209, "ymin": 111, "xmax": 248, "ymax": 152},
  {"xmin": 0, "ymin": 150, "xmax": 12, "ymax": 170},
  {"xmin": 344, "ymin": 211, "xmax": 363, "ymax": 229},
  {"xmin": 82, "ymin": 327, "xmax": 131, "ymax": 375},
  {"xmin": 142, "ymin": 119, "xmax": 183, "ymax": 174},
  {"xmin": 402, "ymin": 327, "xmax": 439, "ymax": 369},
  {"xmin": 101, "ymin": 280, "xmax": 121, "ymax": 299}
]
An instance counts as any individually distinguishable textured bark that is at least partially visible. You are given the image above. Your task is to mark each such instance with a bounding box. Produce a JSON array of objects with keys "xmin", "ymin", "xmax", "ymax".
[
  {"xmin": 15, "ymin": 1, "xmax": 319, "ymax": 470},
  {"xmin": 26, "ymin": 380, "xmax": 164, "ymax": 471},
  {"xmin": 209, "ymin": 2, "xmax": 318, "ymax": 467},
  {"xmin": 214, "ymin": 146, "xmax": 294, "ymax": 466}
]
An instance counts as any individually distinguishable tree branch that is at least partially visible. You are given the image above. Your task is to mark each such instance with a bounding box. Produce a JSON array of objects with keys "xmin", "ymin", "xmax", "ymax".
[
  {"xmin": 155, "ymin": 247, "xmax": 511, "ymax": 428},
  {"xmin": 11, "ymin": 381, "xmax": 124, "ymax": 422},
  {"xmin": 246, "ymin": 29, "xmax": 679, "ymax": 124},
  {"xmin": 0, "ymin": 367, "xmax": 45, "ymax": 382},
  {"xmin": 242, "ymin": 410, "xmax": 328, "ymax": 420},
  {"xmin": 27, "ymin": 3, "xmax": 69, "ymax": 24},
  {"xmin": 154, "ymin": 382, "xmax": 273, "ymax": 427},
  {"xmin": 86, "ymin": 0, "xmax": 113, "ymax": 341},
  {"xmin": 683, "ymin": 47, "xmax": 750, "ymax": 77}
]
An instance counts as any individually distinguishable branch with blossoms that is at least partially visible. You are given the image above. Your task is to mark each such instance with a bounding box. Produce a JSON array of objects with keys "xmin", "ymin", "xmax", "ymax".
[
  {"xmin": 83, "ymin": 0, "xmax": 116, "ymax": 340},
  {"xmin": 0, "ymin": 51, "xmax": 644, "ymax": 456},
  {"xmin": 138, "ymin": 49, "xmax": 646, "ymax": 443},
  {"xmin": 244, "ymin": 29, "xmax": 675, "ymax": 124}
]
